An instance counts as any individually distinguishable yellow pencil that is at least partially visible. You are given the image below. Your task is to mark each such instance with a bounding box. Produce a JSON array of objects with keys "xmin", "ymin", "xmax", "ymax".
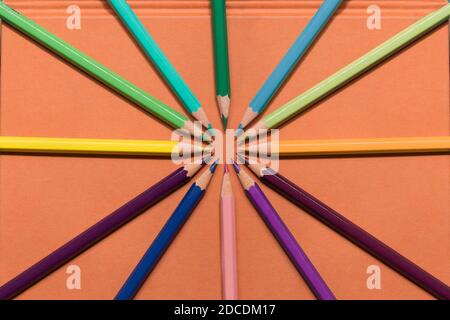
[
  {"xmin": 0, "ymin": 136, "xmax": 208, "ymax": 157},
  {"xmin": 246, "ymin": 136, "xmax": 450, "ymax": 157}
]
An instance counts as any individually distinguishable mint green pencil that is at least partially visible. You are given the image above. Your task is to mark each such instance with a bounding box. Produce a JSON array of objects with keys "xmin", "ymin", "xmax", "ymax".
[
  {"xmin": 246, "ymin": 3, "xmax": 450, "ymax": 138},
  {"xmin": 108, "ymin": 0, "xmax": 212, "ymax": 130}
]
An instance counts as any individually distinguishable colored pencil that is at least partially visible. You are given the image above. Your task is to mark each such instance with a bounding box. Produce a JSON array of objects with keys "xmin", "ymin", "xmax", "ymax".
[
  {"xmin": 237, "ymin": 0, "xmax": 342, "ymax": 130},
  {"xmin": 220, "ymin": 165, "xmax": 238, "ymax": 300},
  {"xmin": 245, "ymin": 3, "xmax": 450, "ymax": 137},
  {"xmin": 231, "ymin": 160, "xmax": 335, "ymax": 300},
  {"xmin": 0, "ymin": 2, "xmax": 208, "ymax": 141},
  {"xmin": 0, "ymin": 162, "xmax": 204, "ymax": 300},
  {"xmin": 0, "ymin": 136, "xmax": 211, "ymax": 157},
  {"xmin": 212, "ymin": 0, "xmax": 231, "ymax": 128},
  {"xmin": 245, "ymin": 160, "xmax": 450, "ymax": 300},
  {"xmin": 107, "ymin": 0, "xmax": 212, "ymax": 130},
  {"xmin": 115, "ymin": 160, "xmax": 219, "ymax": 300},
  {"xmin": 246, "ymin": 136, "xmax": 450, "ymax": 157}
]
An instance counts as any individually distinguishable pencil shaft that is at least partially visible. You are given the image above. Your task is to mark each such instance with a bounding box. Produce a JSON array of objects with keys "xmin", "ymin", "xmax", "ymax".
[
  {"xmin": 0, "ymin": 2, "xmax": 189, "ymax": 130},
  {"xmin": 220, "ymin": 195, "xmax": 238, "ymax": 300},
  {"xmin": 0, "ymin": 136, "xmax": 204, "ymax": 156},
  {"xmin": 246, "ymin": 183, "xmax": 335, "ymax": 300},
  {"xmin": 115, "ymin": 183, "xmax": 204, "ymax": 300},
  {"xmin": 261, "ymin": 4, "xmax": 450, "ymax": 129},
  {"xmin": 249, "ymin": 0, "xmax": 342, "ymax": 114},
  {"xmin": 0, "ymin": 166, "xmax": 197, "ymax": 300},
  {"xmin": 258, "ymin": 169, "xmax": 450, "ymax": 300},
  {"xmin": 115, "ymin": 162, "xmax": 217, "ymax": 300},
  {"xmin": 108, "ymin": 0, "xmax": 201, "ymax": 114},
  {"xmin": 252, "ymin": 137, "xmax": 450, "ymax": 156},
  {"xmin": 212, "ymin": 0, "xmax": 230, "ymax": 97}
]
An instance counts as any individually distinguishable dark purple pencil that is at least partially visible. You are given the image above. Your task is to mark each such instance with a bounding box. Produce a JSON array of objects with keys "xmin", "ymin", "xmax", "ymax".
[
  {"xmin": 0, "ymin": 162, "xmax": 204, "ymax": 300},
  {"xmin": 232, "ymin": 160, "xmax": 335, "ymax": 300},
  {"xmin": 246, "ymin": 160, "xmax": 450, "ymax": 300}
]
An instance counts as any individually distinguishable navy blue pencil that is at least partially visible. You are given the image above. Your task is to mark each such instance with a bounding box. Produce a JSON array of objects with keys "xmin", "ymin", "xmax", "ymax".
[{"xmin": 115, "ymin": 160, "xmax": 218, "ymax": 300}]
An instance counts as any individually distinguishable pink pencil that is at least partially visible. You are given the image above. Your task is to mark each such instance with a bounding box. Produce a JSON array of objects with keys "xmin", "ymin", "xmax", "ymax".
[{"xmin": 220, "ymin": 164, "xmax": 238, "ymax": 300}]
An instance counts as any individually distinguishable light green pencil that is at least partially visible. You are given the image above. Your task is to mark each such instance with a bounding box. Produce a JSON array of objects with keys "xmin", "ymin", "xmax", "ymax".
[
  {"xmin": 107, "ymin": 0, "xmax": 212, "ymax": 130},
  {"xmin": 0, "ymin": 2, "xmax": 209, "ymax": 141},
  {"xmin": 246, "ymin": 3, "xmax": 450, "ymax": 137}
]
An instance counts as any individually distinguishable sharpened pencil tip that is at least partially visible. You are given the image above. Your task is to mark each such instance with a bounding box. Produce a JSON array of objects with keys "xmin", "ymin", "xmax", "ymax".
[
  {"xmin": 202, "ymin": 132, "xmax": 212, "ymax": 142},
  {"xmin": 210, "ymin": 159, "xmax": 219, "ymax": 173},
  {"xmin": 234, "ymin": 126, "xmax": 244, "ymax": 137},
  {"xmin": 206, "ymin": 125, "xmax": 216, "ymax": 137},
  {"xmin": 231, "ymin": 159, "xmax": 240, "ymax": 173},
  {"xmin": 236, "ymin": 153, "xmax": 247, "ymax": 164},
  {"xmin": 202, "ymin": 155, "xmax": 212, "ymax": 165},
  {"xmin": 221, "ymin": 115, "xmax": 228, "ymax": 129}
]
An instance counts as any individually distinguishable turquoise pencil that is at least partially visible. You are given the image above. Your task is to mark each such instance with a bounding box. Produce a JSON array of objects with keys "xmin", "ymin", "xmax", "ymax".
[
  {"xmin": 237, "ymin": 0, "xmax": 342, "ymax": 130},
  {"xmin": 108, "ymin": 0, "xmax": 213, "ymax": 130}
]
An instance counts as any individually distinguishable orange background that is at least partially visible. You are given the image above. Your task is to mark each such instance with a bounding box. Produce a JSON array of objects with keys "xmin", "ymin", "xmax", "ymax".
[{"xmin": 0, "ymin": 0, "xmax": 449, "ymax": 299}]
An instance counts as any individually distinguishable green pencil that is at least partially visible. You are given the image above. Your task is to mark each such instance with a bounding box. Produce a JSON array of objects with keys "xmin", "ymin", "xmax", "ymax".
[
  {"xmin": 212, "ymin": 0, "xmax": 231, "ymax": 129},
  {"xmin": 0, "ymin": 2, "xmax": 208, "ymax": 141},
  {"xmin": 246, "ymin": 3, "xmax": 450, "ymax": 137}
]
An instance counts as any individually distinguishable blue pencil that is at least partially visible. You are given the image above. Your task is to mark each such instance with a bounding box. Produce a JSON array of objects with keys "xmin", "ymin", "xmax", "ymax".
[
  {"xmin": 107, "ymin": 0, "xmax": 212, "ymax": 130},
  {"xmin": 115, "ymin": 160, "xmax": 218, "ymax": 300},
  {"xmin": 237, "ymin": 0, "xmax": 342, "ymax": 130}
]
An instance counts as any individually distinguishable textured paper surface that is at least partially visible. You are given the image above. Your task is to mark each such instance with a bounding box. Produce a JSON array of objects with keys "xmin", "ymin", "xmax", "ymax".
[{"xmin": 0, "ymin": 0, "xmax": 449, "ymax": 299}]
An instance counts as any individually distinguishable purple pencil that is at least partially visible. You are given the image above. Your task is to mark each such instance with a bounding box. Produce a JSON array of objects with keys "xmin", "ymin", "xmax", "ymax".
[
  {"xmin": 246, "ymin": 160, "xmax": 450, "ymax": 300},
  {"xmin": 0, "ymin": 161, "xmax": 204, "ymax": 300},
  {"xmin": 232, "ymin": 160, "xmax": 335, "ymax": 300}
]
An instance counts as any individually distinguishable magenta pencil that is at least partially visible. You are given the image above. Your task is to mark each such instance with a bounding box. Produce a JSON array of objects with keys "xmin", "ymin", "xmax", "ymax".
[{"xmin": 220, "ymin": 165, "xmax": 238, "ymax": 300}]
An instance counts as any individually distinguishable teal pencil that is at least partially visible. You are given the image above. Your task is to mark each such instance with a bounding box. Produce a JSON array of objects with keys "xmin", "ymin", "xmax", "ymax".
[{"xmin": 108, "ymin": 0, "xmax": 213, "ymax": 130}]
